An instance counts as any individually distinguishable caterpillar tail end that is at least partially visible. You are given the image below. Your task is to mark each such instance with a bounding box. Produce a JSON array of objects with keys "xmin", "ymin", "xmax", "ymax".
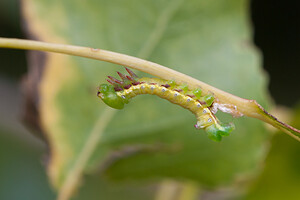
[{"xmin": 205, "ymin": 123, "xmax": 235, "ymax": 142}]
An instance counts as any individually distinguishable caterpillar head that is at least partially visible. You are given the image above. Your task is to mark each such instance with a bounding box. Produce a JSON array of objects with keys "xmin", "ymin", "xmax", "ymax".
[
  {"xmin": 97, "ymin": 84, "xmax": 125, "ymax": 109},
  {"xmin": 205, "ymin": 123, "xmax": 235, "ymax": 142}
]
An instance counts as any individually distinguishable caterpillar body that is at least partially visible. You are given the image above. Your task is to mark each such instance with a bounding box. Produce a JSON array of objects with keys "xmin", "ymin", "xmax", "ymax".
[{"xmin": 97, "ymin": 68, "xmax": 234, "ymax": 141}]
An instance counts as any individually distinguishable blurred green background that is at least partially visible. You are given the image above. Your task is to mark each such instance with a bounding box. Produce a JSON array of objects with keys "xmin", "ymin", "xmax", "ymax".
[{"xmin": 0, "ymin": 0, "xmax": 299, "ymax": 199}]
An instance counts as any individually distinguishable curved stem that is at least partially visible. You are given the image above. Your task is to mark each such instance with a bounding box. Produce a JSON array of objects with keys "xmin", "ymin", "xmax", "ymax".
[{"xmin": 0, "ymin": 37, "xmax": 299, "ymax": 141}]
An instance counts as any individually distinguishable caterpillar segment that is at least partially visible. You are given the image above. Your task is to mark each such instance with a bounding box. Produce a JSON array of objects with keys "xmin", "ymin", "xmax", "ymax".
[{"xmin": 97, "ymin": 68, "xmax": 234, "ymax": 141}]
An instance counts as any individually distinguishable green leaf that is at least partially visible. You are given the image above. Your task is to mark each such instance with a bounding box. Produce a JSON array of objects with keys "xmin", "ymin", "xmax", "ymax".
[
  {"xmin": 23, "ymin": 0, "xmax": 272, "ymax": 198},
  {"xmin": 0, "ymin": 129, "xmax": 55, "ymax": 200},
  {"xmin": 245, "ymin": 103, "xmax": 300, "ymax": 199},
  {"xmin": 72, "ymin": 175, "xmax": 155, "ymax": 200}
]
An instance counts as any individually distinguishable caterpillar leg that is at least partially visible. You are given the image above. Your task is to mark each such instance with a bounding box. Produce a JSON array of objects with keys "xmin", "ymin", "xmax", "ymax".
[{"xmin": 205, "ymin": 123, "xmax": 235, "ymax": 142}]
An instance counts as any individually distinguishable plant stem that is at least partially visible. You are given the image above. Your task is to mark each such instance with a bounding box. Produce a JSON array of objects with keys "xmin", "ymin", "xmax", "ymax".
[{"xmin": 0, "ymin": 37, "xmax": 299, "ymax": 141}]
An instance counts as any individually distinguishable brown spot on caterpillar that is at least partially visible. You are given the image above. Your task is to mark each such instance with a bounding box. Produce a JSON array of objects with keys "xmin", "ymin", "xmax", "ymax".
[
  {"xmin": 186, "ymin": 94, "xmax": 195, "ymax": 98},
  {"xmin": 114, "ymin": 88, "xmax": 123, "ymax": 91},
  {"xmin": 174, "ymin": 89, "xmax": 183, "ymax": 92},
  {"xmin": 150, "ymin": 83, "xmax": 157, "ymax": 85},
  {"xmin": 161, "ymin": 84, "xmax": 171, "ymax": 88},
  {"xmin": 198, "ymin": 100, "xmax": 206, "ymax": 105},
  {"xmin": 132, "ymin": 82, "xmax": 140, "ymax": 85},
  {"xmin": 123, "ymin": 85, "xmax": 132, "ymax": 89}
]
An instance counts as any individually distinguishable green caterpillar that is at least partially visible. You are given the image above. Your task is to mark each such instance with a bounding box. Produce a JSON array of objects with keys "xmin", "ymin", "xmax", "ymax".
[{"xmin": 97, "ymin": 68, "xmax": 234, "ymax": 141}]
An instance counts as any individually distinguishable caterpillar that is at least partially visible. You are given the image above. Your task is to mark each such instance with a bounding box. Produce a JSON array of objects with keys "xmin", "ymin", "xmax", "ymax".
[{"xmin": 97, "ymin": 68, "xmax": 234, "ymax": 141}]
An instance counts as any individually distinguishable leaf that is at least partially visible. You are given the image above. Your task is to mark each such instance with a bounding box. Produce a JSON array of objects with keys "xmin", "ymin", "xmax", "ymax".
[
  {"xmin": 22, "ymin": 0, "xmax": 272, "ymax": 198},
  {"xmin": 72, "ymin": 174, "xmax": 156, "ymax": 200},
  {"xmin": 0, "ymin": 128, "xmax": 55, "ymax": 200},
  {"xmin": 245, "ymin": 103, "xmax": 300, "ymax": 199}
]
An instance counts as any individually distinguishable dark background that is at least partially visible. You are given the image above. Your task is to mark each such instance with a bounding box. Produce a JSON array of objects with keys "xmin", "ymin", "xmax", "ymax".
[{"xmin": 251, "ymin": 0, "xmax": 300, "ymax": 106}]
